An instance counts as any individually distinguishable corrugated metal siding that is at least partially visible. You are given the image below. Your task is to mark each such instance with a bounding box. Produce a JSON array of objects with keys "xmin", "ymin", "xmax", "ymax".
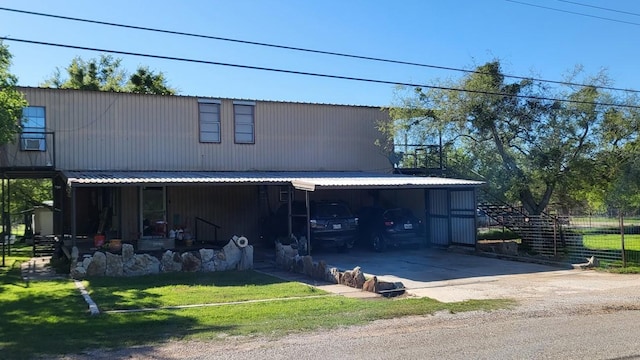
[
  {"xmin": 451, "ymin": 218, "xmax": 476, "ymax": 245},
  {"xmin": 120, "ymin": 187, "xmax": 138, "ymax": 241},
  {"xmin": 21, "ymin": 88, "xmax": 391, "ymax": 172},
  {"xmin": 166, "ymin": 185, "xmax": 261, "ymax": 243}
]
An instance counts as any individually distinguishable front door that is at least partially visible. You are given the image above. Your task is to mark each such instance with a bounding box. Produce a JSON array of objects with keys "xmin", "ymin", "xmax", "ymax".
[{"xmin": 141, "ymin": 186, "xmax": 166, "ymax": 237}]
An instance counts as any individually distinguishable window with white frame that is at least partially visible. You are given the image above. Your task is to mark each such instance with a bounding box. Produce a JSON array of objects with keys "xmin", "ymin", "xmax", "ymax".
[
  {"xmin": 198, "ymin": 100, "xmax": 221, "ymax": 143},
  {"xmin": 21, "ymin": 106, "xmax": 46, "ymax": 151},
  {"xmin": 234, "ymin": 102, "xmax": 255, "ymax": 144}
]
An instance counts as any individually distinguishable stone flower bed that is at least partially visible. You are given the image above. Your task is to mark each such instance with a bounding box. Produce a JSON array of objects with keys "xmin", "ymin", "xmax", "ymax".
[
  {"xmin": 70, "ymin": 237, "xmax": 253, "ymax": 279},
  {"xmin": 274, "ymin": 241, "xmax": 404, "ymax": 296}
]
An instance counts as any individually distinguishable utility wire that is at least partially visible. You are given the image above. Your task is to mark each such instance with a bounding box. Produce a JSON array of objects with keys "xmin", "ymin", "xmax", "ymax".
[
  {"xmin": 1, "ymin": 6, "xmax": 639, "ymax": 95},
  {"xmin": 557, "ymin": 0, "xmax": 640, "ymax": 17},
  {"xmin": 3, "ymin": 37, "xmax": 640, "ymax": 110},
  {"xmin": 506, "ymin": 0, "xmax": 640, "ymax": 26}
]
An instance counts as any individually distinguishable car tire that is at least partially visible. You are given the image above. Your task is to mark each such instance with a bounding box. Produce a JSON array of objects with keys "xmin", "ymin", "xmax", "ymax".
[
  {"xmin": 337, "ymin": 242, "xmax": 350, "ymax": 253},
  {"xmin": 371, "ymin": 233, "xmax": 386, "ymax": 252}
]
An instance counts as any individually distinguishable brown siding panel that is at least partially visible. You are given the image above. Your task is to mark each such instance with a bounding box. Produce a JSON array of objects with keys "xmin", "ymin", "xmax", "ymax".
[{"xmin": 20, "ymin": 87, "xmax": 391, "ymax": 173}]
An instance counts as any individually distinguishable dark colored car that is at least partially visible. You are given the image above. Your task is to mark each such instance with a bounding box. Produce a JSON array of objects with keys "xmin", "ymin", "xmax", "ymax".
[
  {"xmin": 262, "ymin": 201, "xmax": 359, "ymax": 252},
  {"xmin": 358, "ymin": 207, "xmax": 424, "ymax": 252}
]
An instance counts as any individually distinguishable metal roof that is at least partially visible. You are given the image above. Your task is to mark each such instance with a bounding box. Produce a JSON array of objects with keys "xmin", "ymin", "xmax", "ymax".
[{"xmin": 61, "ymin": 171, "xmax": 484, "ymax": 189}]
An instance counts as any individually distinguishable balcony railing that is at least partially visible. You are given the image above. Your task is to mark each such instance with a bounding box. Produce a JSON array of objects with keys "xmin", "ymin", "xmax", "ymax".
[
  {"xmin": 393, "ymin": 144, "xmax": 445, "ymax": 173},
  {"xmin": 0, "ymin": 132, "xmax": 55, "ymax": 169}
]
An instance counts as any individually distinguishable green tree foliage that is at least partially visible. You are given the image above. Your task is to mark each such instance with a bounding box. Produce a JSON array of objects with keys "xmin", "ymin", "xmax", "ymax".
[
  {"xmin": 7, "ymin": 179, "xmax": 52, "ymax": 224},
  {"xmin": 0, "ymin": 41, "xmax": 28, "ymax": 145},
  {"xmin": 127, "ymin": 66, "xmax": 175, "ymax": 95},
  {"xmin": 43, "ymin": 54, "xmax": 176, "ymax": 95},
  {"xmin": 384, "ymin": 61, "xmax": 639, "ymax": 215}
]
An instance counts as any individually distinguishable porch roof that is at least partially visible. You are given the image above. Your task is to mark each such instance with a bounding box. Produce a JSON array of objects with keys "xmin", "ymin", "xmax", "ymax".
[{"xmin": 61, "ymin": 171, "xmax": 484, "ymax": 189}]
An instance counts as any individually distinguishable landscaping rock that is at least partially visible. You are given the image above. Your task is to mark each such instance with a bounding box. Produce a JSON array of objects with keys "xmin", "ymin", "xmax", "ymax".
[
  {"xmin": 222, "ymin": 239, "xmax": 242, "ymax": 266},
  {"xmin": 238, "ymin": 246, "xmax": 254, "ymax": 270},
  {"xmin": 71, "ymin": 246, "xmax": 79, "ymax": 261},
  {"xmin": 86, "ymin": 251, "xmax": 106, "ymax": 276},
  {"xmin": 181, "ymin": 252, "xmax": 201, "ymax": 272},
  {"xmin": 275, "ymin": 242, "xmax": 298, "ymax": 269},
  {"xmin": 363, "ymin": 276, "xmax": 377, "ymax": 293},
  {"xmin": 201, "ymin": 259, "xmax": 216, "ymax": 272},
  {"xmin": 105, "ymin": 252, "xmax": 123, "ymax": 276},
  {"xmin": 124, "ymin": 254, "xmax": 160, "ymax": 276},
  {"xmin": 351, "ymin": 266, "xmax": 366, "ymax": 289},
  {"xmin": 376, "ymin": 280, "xmax": 405, "ymax": 297},
  {"xmin": 71, "ymin": 264, "xmax": 87, "ymax": 280},
  {"xmin": 341, "ymin": 269, "xmax": 355, "ymax": 287},
  {"xmin": 122, "ymin": 243, "xmax": 134, "ymax": 263},
  {"xmin": 199, "ymin": 249, "xmax": 215, "ymax": 263},
  {"xmin": 313, "ymin": 260, "xmax": 326, "ymax": 280},
  {"xmin": 498, "ymin": 241, "xmax": 519, "ymax": 256},
  {"xmin": 327, "ymin": 267, "xmax": 341, "ymax": 284},
  {"xmin": 161, "ymin": 250, "xmax": 183, "ymax": 272},
  {"xmin": 302, "ymin": 255, "xmax": 314, "ymax": 277}
]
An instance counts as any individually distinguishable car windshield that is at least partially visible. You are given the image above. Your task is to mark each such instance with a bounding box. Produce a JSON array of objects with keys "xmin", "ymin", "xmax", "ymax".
[
  {"xmin": 385, "ymin": 208, "xmax": 413, "ymax": 221},
  {"xmin": 315, "ymin": 203, "xmax": 352, "ymax": 218}
]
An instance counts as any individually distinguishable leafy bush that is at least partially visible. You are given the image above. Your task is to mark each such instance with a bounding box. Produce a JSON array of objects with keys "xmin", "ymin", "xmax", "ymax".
[{"xmin": 477, "ymin": 229, "xmax": 519, "ymax": 241}]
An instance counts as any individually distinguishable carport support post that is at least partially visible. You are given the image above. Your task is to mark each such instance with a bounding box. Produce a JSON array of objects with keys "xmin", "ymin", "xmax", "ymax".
[
  {"xmin": 291, "ymin": 180, "xmax": 315, "ymax": 256},
  {"xmin": 6, "ymin": 178, "xmax": 10, "ymax": 256},
  {"xmin": 305, "ymin": 190, "xmax": 311, "ymax": 255},
  {"xmin": 71, "ymin": 186, "xmax": 77, "ymax": 247}
]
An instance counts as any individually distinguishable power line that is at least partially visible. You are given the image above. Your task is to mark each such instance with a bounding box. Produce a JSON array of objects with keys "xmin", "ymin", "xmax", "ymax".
[
  {"xmin": 3, "ymin": 36, "xmax": 640, "ymax": 110},
  {"xmin": 557, "ymin": 0, "xmax": 640, "ymax": 18},
  {"xmin": 506, "ymin": 0, "xmax": 640, "ymax": 26},
  {"xmin": 1, "ymin": 6, "xmax": 639, "ymax": 95}
]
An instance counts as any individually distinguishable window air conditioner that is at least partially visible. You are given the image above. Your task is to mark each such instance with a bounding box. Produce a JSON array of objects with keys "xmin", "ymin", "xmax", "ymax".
[{"xmin": 21, "ymin": 138, "xmax": 45, "ymax": 151}]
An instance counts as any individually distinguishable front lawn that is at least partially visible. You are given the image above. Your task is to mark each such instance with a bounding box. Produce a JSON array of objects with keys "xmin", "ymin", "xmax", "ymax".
[{"xmin": 1, "ymin": 257, "xmax": 514, "ymax": 358}]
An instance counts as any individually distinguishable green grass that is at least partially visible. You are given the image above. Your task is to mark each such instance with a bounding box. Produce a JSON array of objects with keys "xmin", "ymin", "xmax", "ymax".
[
  {"xmin": 85, "ymin": 271, "xmax": 327, "ymax": 310},
  {"xmin": 582, "ymin": 234, "xmax": 640, "ymax": 251},
  {"xmin": 1, "ymin": 255, "xmax": 514, "ymax": 358}
]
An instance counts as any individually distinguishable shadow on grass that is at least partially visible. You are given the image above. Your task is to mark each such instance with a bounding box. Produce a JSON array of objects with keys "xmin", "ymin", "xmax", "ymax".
[{"xmin": 0, "ymin": 283, "xmax": 236, "ymax": 358}]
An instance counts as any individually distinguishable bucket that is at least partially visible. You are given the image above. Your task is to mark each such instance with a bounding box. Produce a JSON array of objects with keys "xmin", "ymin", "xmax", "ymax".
[
  {"xmin": 109, "ymin": 239, "xmax": 122, "ymax": 252},
  {"xmin": 94, "ymin": 235, "xmax": 106, "ymax": 247}
]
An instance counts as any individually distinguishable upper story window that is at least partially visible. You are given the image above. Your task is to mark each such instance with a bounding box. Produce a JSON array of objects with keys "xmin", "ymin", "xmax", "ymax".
[
  {"xmin": 21, "ymin": 106, "xmax": 46, "ymax": 151},
  {"xmin": 234, "ymin": 101, "xmax": 255, "ymax": 144},
  {"xmin": 198, "ymin": 99, "xmax": 221, "ymax": 143}
]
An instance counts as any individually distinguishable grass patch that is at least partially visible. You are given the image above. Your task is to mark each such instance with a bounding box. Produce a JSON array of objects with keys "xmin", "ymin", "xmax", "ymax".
[
  {"xmin": 85, "ymin": 271, "xmax": 326, "ymax": 310},
  {"xmin": 582, "ymin": 234, "xmax": 640, "ymax": 251},
  {"xmin": 596, "ymin": 260, "xmax": 640, "ymax": 274},
  {"xmin": 1, "ymin": 264, "xmax": 514, "ymax": 358}
]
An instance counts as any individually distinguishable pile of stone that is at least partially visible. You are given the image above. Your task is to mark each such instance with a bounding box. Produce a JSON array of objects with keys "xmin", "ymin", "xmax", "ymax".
[
  {"xmin": 275, "ymin": 241, "xmax": 404, "ymax": 296},
  {"xmin": 70, "ymin": 237, "xmax": 253, "ymax": 279}
]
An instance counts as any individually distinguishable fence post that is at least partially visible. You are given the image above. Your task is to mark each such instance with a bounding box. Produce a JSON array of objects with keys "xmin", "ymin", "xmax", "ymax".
[{"xmin": 619, "ymin": 212, "xmax": 626, "ymax": 268}]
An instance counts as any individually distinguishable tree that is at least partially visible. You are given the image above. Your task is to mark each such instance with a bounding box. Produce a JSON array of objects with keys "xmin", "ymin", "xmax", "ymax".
[
  {"xmin": 384, "ymin": 61, "xmax": 638, "ymax": 215},
  {"xmin": 127, "ymin": 66, "xmax": 175, "ymax": 95},
  {"xmin": 0, "ymin": 41, "xmax": 28, "ymax": 144},
  {"xmin": 43, "ymin": 54, "xmax": 176, "ymax": 95}
]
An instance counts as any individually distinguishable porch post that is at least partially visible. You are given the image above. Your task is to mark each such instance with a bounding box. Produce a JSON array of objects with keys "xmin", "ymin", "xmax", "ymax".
[
  {"xmin": 6, "ymin": 178, "xmax": 10, "ymax": 256},
  {"xmin": 71, "ymin": 186, "xmax": 77, "ymax": 246}
]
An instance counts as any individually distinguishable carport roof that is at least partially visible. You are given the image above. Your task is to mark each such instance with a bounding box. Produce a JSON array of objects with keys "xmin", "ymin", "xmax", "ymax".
[{"xmin": 61, "ymin": 170, "xmax": 484, "ymax": 189}]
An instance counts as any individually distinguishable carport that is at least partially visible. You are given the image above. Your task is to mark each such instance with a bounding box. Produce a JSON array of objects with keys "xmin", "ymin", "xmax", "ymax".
[
  {"xmin": 282, "ymin": 173, "xmax": 484, "ymax": 249},
  {"xmin": 56, "ymin": 171, "xmax": 482, "ymax": 249}
]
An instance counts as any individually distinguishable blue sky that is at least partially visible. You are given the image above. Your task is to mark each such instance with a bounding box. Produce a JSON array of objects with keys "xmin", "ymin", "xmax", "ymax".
[{"xmin": 1, "ymin": 0, "xmax": 638, "ymax": 106}]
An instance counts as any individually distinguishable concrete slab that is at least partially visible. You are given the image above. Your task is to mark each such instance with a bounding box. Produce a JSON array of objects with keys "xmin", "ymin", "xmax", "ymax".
[
  {"xmin": 254, "ymin": 263, "xmax": 381, "ymax": 299},
  {"xmin": 305, "ymin": 247, "xmax": 640, "ymax": 303}
]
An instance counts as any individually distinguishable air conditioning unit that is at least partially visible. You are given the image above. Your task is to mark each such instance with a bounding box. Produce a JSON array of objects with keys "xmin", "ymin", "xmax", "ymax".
[{"xmin": 21, "ymin": 138, "xmax": 45, "ymax": 151}]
